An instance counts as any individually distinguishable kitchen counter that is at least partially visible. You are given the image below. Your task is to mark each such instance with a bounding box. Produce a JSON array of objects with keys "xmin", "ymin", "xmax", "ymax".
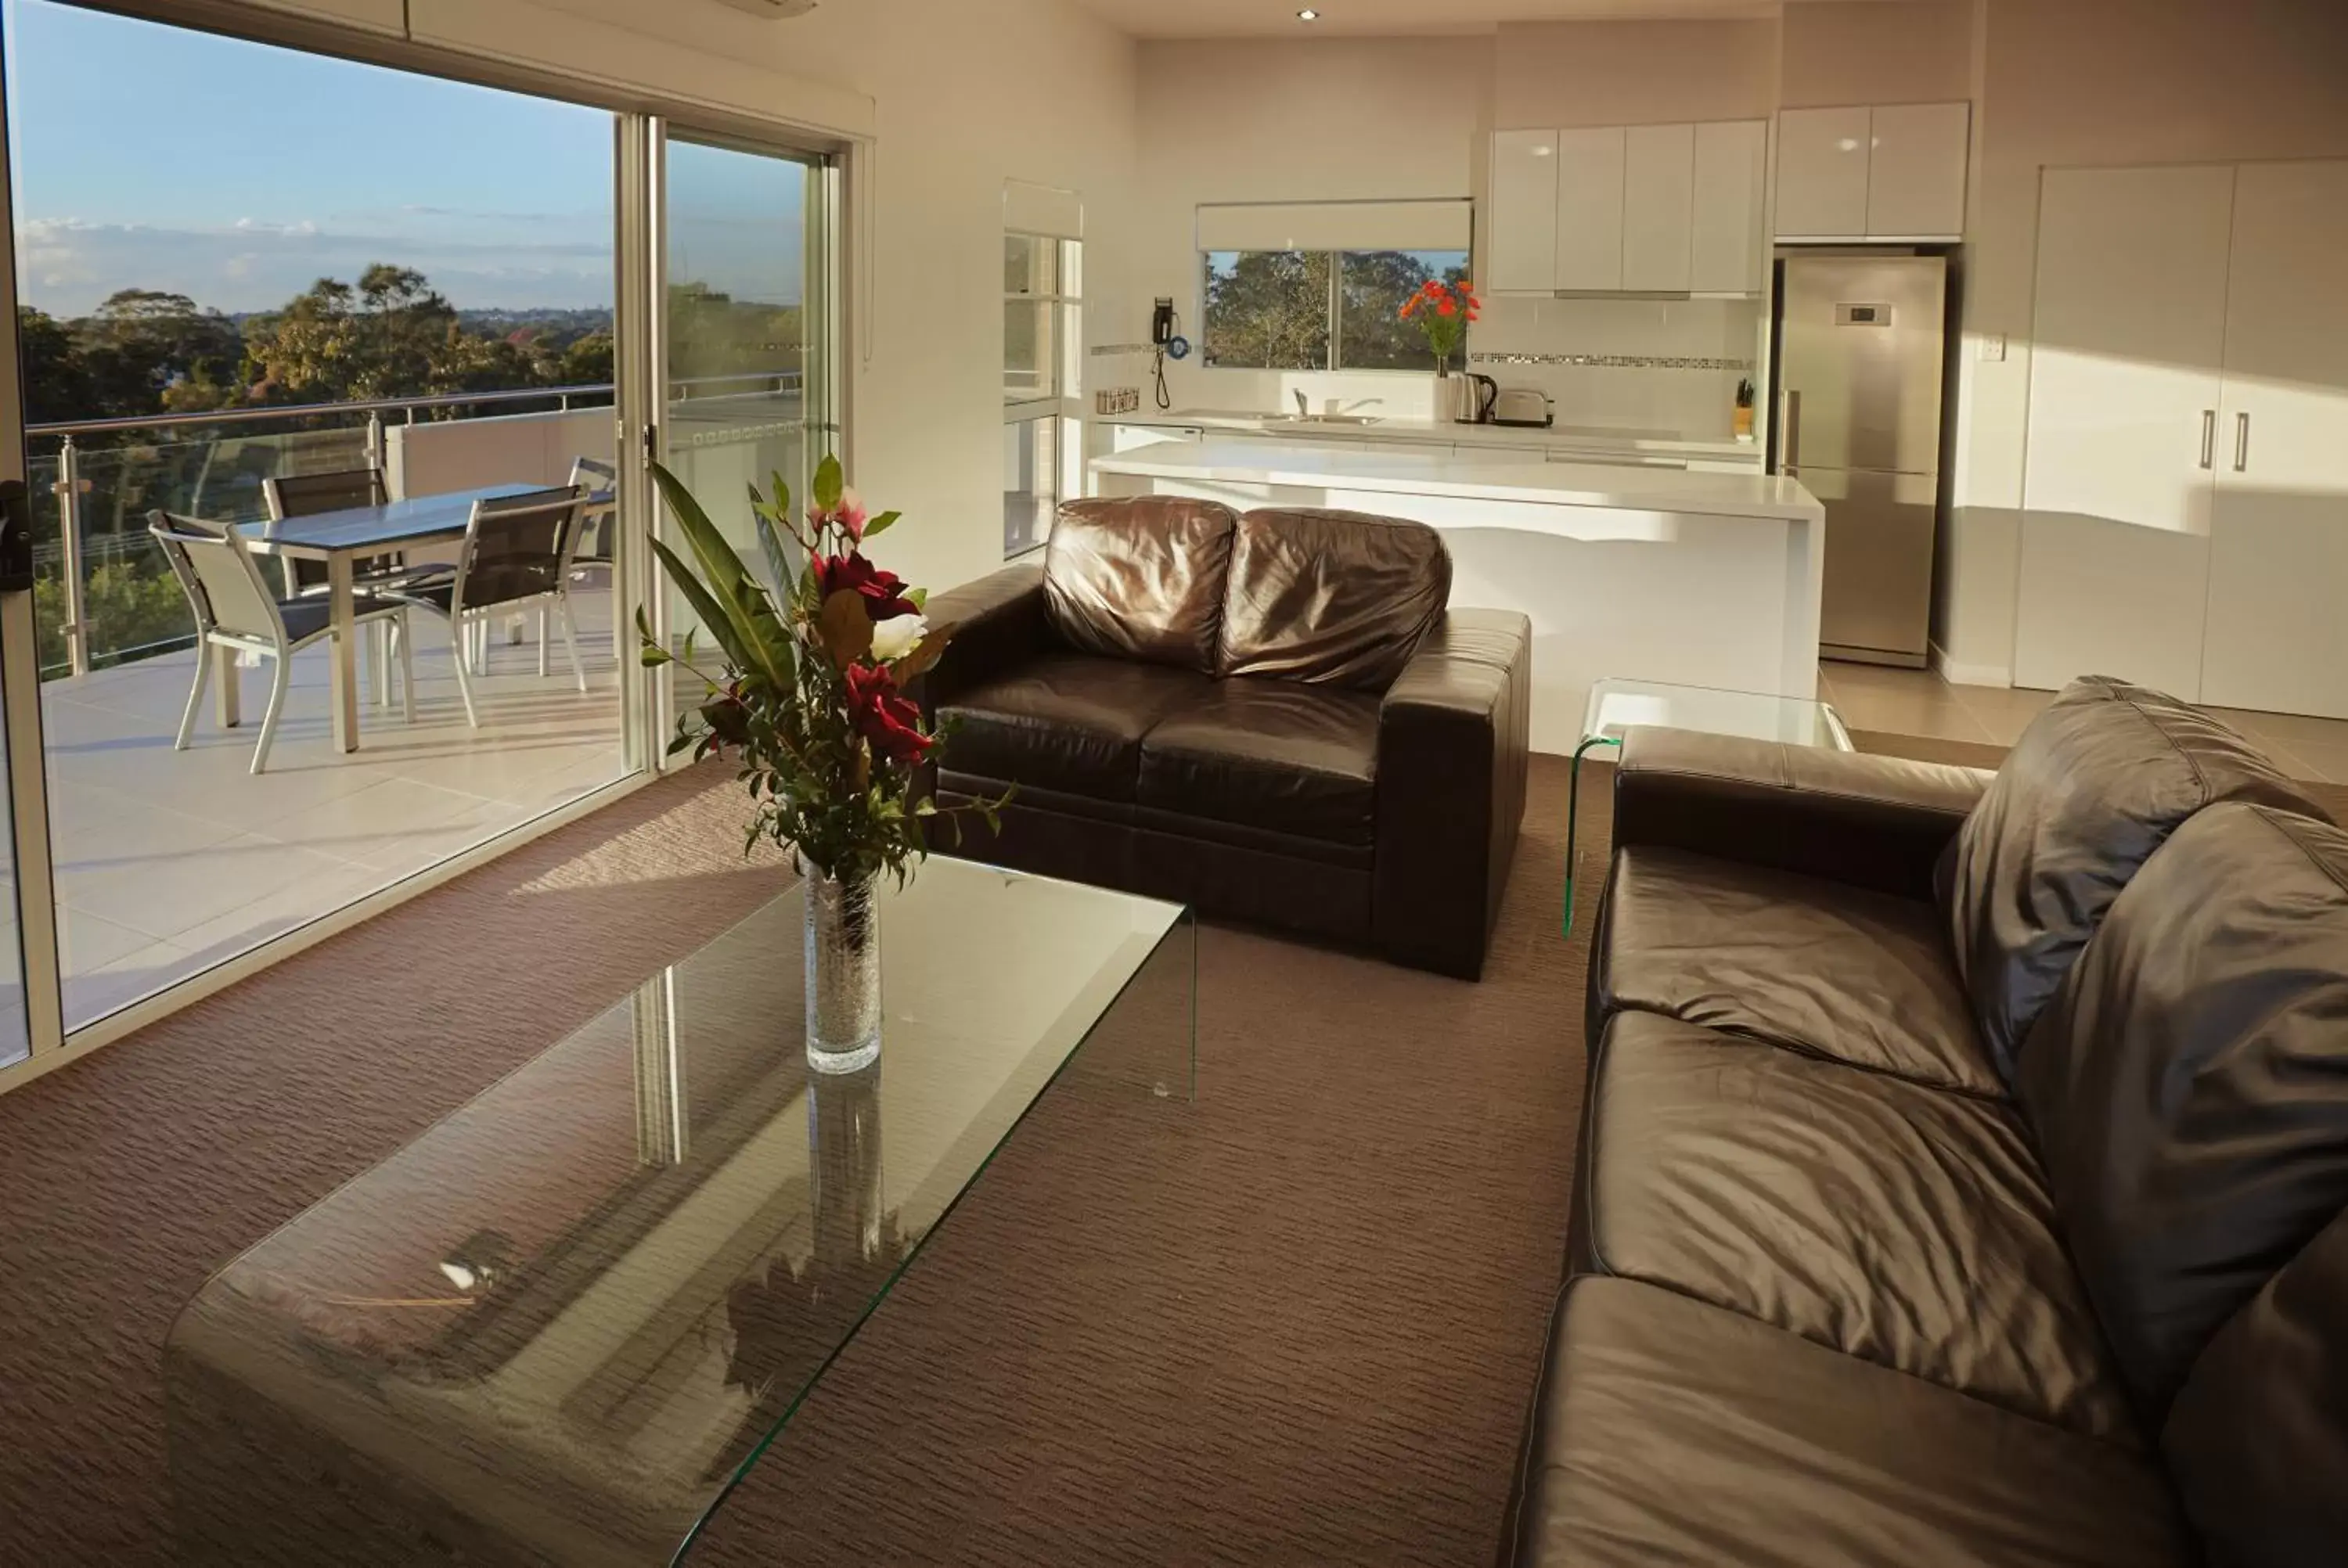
[
  {"xmin": 1089, "ymin": 438, "xmax": 1824, "ymax": 752},
  {"xmin": 1102, "ymin": 408, "xmax": 1762, "ymax": 465}
]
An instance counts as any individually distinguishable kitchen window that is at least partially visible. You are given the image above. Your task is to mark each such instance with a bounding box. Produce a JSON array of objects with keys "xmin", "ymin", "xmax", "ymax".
[{"xmin": 1201, "ymin": 248, "xmax": 1471, "ymax": 372}]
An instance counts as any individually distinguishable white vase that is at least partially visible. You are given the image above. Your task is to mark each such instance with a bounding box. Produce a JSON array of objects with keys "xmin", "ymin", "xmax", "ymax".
[{"xmin": 1435, "ymin": 369, "xmax": 1462, "ymax": 423}]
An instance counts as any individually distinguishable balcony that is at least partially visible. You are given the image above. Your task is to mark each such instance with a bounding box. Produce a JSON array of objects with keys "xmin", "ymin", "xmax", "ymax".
[{"xmin": 10, "ymin": 383, "xmax": 775, "ymax": 1034}]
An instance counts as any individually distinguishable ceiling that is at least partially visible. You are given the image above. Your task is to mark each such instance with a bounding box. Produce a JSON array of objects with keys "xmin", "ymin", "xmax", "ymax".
[{"xmin": 1070, "ymin": 0, "xmax": 1879, "ymax": 40}]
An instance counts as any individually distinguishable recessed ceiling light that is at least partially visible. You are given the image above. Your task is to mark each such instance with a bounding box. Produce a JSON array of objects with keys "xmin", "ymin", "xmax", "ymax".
[{"xmin": 1297, "ymin": 8, "xmax": 1319, "ymax": 20}]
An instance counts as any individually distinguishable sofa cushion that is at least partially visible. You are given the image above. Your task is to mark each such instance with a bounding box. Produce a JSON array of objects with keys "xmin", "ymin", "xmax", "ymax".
[
  {"xmin": 1585, "ymin": 1011, "xmax": 2137, "ymax": 1441},
  {"xmin": 1043, "ymin": 497, "xmax": 1237, "ymax": 673},
  {"xmin": 2162, "ymin": 1207, "xmax": 2348, "ymax": 1568},
  {"xmin": 2018, "ymin": 800, "xmax": 2348, "ymax": 1424},
  {"xmin": 1137, "ymin": 679, "xmax": 1380, "ymax": 847},
  {"xmin": 1599, "ymin": 843, "xmax": 2000, "ymax": 1096},
  {"xmin": 1219, "ymin": 507, "xmax": 1449, "ymax": 690},
  {"xmin": 1939, "ymin": 675, "xmax": 2325, "ymax": 1085},
  {"xmin": 1507, "ymin": 1277, "xmax": 2192, "ymax": 1568},
  {"xmin": 935, "ymin": 654, "xmax": 1212, "ymax": 801}
]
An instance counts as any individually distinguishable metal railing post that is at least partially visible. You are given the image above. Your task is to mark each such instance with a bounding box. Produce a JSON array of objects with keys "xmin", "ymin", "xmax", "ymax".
[
  {"xmin": 365, "ymin": 411, "xmax": 384, "ymax": 474},
  {"xmin": 52, "ymin": 436, "xmax": 89, "ymax": 678}
]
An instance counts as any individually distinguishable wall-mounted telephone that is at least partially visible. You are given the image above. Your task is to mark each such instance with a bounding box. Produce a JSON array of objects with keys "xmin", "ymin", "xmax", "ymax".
[{"xmin": 1149, "ymin": 299, "xmax": 1188, "ymax": 410}]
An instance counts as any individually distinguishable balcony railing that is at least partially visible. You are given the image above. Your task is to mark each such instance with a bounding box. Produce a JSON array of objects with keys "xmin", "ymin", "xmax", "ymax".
[{"xmin": 26, "ymin": 371, "xmax": 801, "ymax": 679}]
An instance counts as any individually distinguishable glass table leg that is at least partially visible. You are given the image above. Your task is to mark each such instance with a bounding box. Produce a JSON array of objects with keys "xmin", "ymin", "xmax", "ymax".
[{"xmin": 1563, "ymin": 736, "xmax": 1622, "ymax": 937}]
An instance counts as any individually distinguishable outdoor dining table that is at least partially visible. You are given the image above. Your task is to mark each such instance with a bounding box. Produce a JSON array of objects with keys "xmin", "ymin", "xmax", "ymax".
[{"xmin": 233, "ymin": 483, "xmax": 545, "ymax": 753}]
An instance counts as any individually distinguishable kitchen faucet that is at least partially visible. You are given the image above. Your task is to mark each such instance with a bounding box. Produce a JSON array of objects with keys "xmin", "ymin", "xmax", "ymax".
[{"xmin": 1294, "ymin": 389, "xmax": 1309, "ymax": 418}]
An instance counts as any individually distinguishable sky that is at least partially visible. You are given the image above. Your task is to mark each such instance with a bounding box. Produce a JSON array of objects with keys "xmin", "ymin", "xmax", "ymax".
[{"xmin": 2, "ymin": 0, "xmax": 805, "ymax": 318}]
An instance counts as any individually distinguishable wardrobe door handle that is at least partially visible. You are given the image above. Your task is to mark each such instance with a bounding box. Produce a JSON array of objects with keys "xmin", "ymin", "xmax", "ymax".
[
  {"xmin": 2199, "ymin": 409, "xmax": 2216, "ymax": 470},
  {"xmin": 2235, "ymin": 411, "xmax": 2250, "ymax": 473}
]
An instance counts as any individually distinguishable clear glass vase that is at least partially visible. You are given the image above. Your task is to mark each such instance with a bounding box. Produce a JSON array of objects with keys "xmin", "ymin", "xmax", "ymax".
[{"xmin": 802, "ymin": 861, "xmax": 881, "ymax": 1075}]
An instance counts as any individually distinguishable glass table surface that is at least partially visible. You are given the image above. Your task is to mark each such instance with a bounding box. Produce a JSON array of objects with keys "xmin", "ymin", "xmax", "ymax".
[
  {"xmin": 1565, "ymin": 678, "xmax": 1854, "ymax": 933},
  {"xmin": 164, "ymin": 857, "xmax": 1195, "ymax": 1567}
]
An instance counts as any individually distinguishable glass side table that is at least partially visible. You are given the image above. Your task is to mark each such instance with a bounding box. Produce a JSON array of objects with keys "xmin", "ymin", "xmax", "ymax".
[{"xmin": 1565, "ymin": 677, "xmax": 1855, "ymax": 934}]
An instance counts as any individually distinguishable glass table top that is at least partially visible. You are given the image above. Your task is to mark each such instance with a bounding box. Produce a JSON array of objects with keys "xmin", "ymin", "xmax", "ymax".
[
  {"xmin": 164, "ymin": 857, "xmax": 1194, "ymax": 1566},
  {"xmin": 1580, "ymin": 676, "xmax": 1853, "ymax": 752}
]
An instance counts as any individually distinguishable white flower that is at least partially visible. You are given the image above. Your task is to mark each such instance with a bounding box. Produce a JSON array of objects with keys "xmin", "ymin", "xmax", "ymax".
[{"xmin": 869, "ymin": 613, "xmax": 928, "ymax": 663}]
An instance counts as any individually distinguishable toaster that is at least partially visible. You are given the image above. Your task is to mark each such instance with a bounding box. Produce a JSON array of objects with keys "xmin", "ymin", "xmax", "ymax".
[{"xmin": 1492, "ymin": 389, "xmax": 1554, "ymax": 428}]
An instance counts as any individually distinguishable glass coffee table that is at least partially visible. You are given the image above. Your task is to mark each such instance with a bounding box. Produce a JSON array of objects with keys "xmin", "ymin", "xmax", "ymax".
[
  {"xmin": 1565, "ymin": 677, "xmax": 1854, "ymax": 933},
  {"xmin": 164, "ymin": 858, "xmax": 1194, "ymax": 1566}
]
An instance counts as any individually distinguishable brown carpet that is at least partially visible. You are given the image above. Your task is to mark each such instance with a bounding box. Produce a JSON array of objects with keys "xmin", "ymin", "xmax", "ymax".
[{"xmin": 0, "ymin": 754, "xmax": 1601, "ymax": 1566}]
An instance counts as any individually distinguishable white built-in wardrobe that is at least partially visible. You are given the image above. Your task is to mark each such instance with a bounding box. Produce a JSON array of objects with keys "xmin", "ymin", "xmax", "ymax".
[{"xmin": 2016, "ymin": 158, "xmax": 2348, "ymax": 717}]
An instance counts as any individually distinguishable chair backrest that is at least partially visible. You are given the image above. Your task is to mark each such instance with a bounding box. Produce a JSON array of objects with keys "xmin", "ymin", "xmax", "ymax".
[
  {"xmin": 265, "ymin": 466, "xmax": 387, "ymax": 521},
  {"xmin": 149, "ymin": 510, "xmax": 285, "ymax": 645},
  {"xmin": 456, "ymin": 487, "xmax": 583, "ymax": 613},
  {"xmin": 567, "ymin": 456, "xmax": 617, "ymax": 493},
  {"xmin": 566, "ymin": 458, "xmax": 617, "ymax": 559}
]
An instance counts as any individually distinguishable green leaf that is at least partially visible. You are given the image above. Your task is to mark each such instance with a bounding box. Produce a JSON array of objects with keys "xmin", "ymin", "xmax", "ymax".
[
  {"xmin": 907, "ymin": 587, "xmax": 928, "ymax": 612},
  {"xmin": 812, "ymin": 452, "xmax": 844, "ymax": 513},
  {"xmin": 648, "ymin": 464, "xmax": 795, "ymax": 693},
  {"xmin": 861, "ymin": 509, "xmax": 902, "ymax": 541},
  {"xmin": 648, "ymin": 534, "xmax": 762, "ymax": 681},
  {"xmin": 665, "ymin": 732, "xmax": 697, "ymax": 757},
  {"xmin": 756, "ymin": 512, "xmax": 801, "ymax": 602},
  {"xmin": 639, "ymin": 645, "xmax": 673, "ymax": 667},
  {"xmin": 768, "ymin": 469, "xmax": 795, "ymax": 523}
]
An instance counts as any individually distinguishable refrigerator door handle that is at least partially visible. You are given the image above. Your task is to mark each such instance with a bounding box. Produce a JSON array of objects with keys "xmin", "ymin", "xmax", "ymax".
[{"xmin": 1778, "ymin": 389, "xmax": 1802, "ymax": 473}]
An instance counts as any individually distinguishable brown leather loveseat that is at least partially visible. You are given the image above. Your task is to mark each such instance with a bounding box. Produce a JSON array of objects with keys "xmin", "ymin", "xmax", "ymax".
[
  {"xmin": 1507, "ymin": 677, "xmax": 2348, "ymax": 1566},
  {"xmin": 917, "ymin": 496, "xmax": 1531, "ymax": 979}
]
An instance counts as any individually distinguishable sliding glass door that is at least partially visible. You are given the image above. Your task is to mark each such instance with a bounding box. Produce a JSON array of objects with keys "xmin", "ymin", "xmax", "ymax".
[{"xmin": 654, "ymin": 131, "xmax": 837, "ymax": 714}]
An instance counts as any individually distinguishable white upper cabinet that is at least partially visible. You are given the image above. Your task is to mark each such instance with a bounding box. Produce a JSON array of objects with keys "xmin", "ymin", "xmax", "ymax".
[
  {"xmin": 1622, "ymin": 124, "xmax": 1696, "ymax": 292},
  {"xmin": 1489, "ymin": 130, "xmax": 1561, "ymax": 294},
  {"xmin": 1775, "ymin": 106, "xmax": 1873, "ymax": 238},
  {"xmin": 1777, "ymin": 102, "xmax": 1969, "ymax": 240},
  {"xmin": 1867, "ymin": 102, "xmax": 1971, "ymax": 238},
  {"xmin": 1690, "ymin": 119, "xmax": 1767, "ymax": 294},
  {"xmin": 1554, "ymin": 128, "xmax": 1627, "ymax": 292},
  {"xmin": 1489, "ymin": 120, "xmax": 1763, "ymax": 295}
]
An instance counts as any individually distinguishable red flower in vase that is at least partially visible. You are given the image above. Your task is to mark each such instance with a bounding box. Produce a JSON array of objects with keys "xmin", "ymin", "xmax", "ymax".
[
  {"xmin": 816, "ymin": 552, "xmax": 920, "ymax": 620},
  {"xmin": 844, "ymin": 662, "xmax": 934, "ymax": 766}
]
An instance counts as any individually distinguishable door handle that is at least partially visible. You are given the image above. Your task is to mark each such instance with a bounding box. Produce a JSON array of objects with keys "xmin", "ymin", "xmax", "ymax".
[
  {"xmin": 2234, "ymin": 411, "xmax": 2250, "ymax": 473},
  {"xmin": 1778, "ymin": 389, "xmax": 1802, "ymax": 474},
  {"xmin": 2199, "ymin": 410, "xmax": 2216, "ymax": 470}
]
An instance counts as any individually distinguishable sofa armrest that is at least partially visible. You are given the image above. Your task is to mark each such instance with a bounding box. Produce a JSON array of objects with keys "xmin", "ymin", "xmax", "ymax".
[
  {"xmin": 1374, "ymin": 610, "xmax": 1533, "ymax": 979},
  {"xmin": 1612, "ymin": 727, "xmax": 1990, "ymax": 902},
  {"xmin": 911, "ymin": 563, "xmax": 1050, "ymax": 715}
]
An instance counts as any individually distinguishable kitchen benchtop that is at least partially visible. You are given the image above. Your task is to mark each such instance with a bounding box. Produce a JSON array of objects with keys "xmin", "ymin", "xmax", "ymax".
[
  {"xmin": 1103, "ymin": 408, "xmax": 1760, "ymax": 462},
  {"xmin": 1089, "ymin": 439, "xmax": 1819, "ymax": 524}
]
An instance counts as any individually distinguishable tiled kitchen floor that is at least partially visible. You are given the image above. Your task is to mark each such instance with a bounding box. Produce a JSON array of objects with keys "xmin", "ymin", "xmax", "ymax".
[
  {"xmin": 1819, "ymin": 660, "xmax": 2348, "ymax": 784},
  {"xmin": 2, "ymin": 588, "xmax": 627, "ymax": 1038}
]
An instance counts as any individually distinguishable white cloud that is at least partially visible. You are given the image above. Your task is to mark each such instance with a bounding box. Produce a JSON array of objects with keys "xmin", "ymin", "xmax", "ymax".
[{"xmin": 13, "ymin": 214, "xmax": 613, "ymax": 316}]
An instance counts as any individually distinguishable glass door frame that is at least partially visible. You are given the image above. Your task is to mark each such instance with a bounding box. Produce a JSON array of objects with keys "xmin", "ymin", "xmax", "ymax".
[
  {"xmin": 636, "ymin": 117, "xmax": 846, "ymax": 767},
  {"xmin": 0, "ymin": 10, "xmax": 852, "ymax": 1084}
]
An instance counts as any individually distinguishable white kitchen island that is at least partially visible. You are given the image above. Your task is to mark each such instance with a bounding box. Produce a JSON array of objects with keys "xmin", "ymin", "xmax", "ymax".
[{"xmin": 1089, "ymin": 439, "xmax": 1826, "ymax": 753}]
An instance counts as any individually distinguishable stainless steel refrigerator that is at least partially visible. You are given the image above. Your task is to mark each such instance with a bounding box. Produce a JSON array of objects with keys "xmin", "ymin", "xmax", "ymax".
[{"xmin": 1770, "ymin": 254, "xmax": 1949, "ymax": 667}]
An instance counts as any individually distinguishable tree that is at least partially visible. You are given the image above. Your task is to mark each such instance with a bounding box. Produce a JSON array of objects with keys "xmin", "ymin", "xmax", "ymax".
[
  {"xmin": 17, "ymin": 306, "xmax": 92, "ymax": 425},
  {"xmin": 1338, "ymin": 250, "xmax": 1470, "ymax": 372},
  {"xmin": 1202, "ymin": 251, "xmax": 1331, "ymax": 371},
  {"xmin": 69, "ymin": 290, "xmax": 245, "ymax": 418}
]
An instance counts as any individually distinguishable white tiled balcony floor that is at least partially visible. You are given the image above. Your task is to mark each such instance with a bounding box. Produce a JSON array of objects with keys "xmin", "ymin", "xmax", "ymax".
[{"xmin": 9, "ymin": 587, "xmax": 628, "ymax": 1032}]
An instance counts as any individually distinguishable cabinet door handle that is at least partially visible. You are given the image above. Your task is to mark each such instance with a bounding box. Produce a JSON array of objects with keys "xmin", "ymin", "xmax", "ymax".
[
  {"xmin": 2199, "ymin": 409, "xmax": 2216, "ymax": 470},
  {"xmin": 2234, "ymin": 411, "xmax": 2250, "ymax": 473}
]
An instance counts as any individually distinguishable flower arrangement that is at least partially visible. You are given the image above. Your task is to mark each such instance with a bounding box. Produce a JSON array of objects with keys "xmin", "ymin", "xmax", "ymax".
[
  {"xmin": 637, "ymin": 454, "xmax": 1003, "ymax": 888},
  {"xmin": 1398, "ymin": 277, "xmax": 1482, "ymax": 372}
]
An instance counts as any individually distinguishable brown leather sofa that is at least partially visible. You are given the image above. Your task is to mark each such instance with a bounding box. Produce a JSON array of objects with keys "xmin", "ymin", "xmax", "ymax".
[
  {"xmin": 1507, "ymin": 677, "xmax": 2348, "ymax": 1566},
  {"xmin": 916, "ymin": 496, "xmax": 1531, "ymax": 979}
]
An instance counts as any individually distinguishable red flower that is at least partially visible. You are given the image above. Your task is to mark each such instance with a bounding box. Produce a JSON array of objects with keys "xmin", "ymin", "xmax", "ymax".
[
  {"xmin": 1421, "ymin": 280, "xmax": 1443, "ymax": 299},
  {"xmin": 1437, "ymin": 299, "xmax": 1457, "ymax": 317},
  {"xmin": 816, "ymin": 552, "xmax": 920, "ymax": 620},
  {"xmin": 844, "ymin": 661, "xmax": 933, "ymax": 765}
]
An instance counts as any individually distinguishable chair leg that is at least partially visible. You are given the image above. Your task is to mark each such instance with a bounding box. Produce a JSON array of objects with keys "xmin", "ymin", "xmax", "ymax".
[
  {"xmin": 398, "ymin": 614, "xmax": 417, "ymax": 725},
  {"xmin": 560, "ymin": 598, "xmax": 585, "ymax": 693},
  {"xmin": 537, "ymin": 606, "xmax": 549, "ymax": 678},
  {"xmin": 176, "ymin": 643, "xmax": 212, "ymax": 751},
  {"xmin": 251, "ymin": 651, "xmax": 292, "ymax": 775},
  {"xmin": 450, "ymin": 614, "xmax": 481, "ymax": 729}
]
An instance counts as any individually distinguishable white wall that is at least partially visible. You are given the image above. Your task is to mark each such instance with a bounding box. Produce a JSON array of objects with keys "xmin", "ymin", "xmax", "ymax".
[{"xmin": 1131, "ymin": 37, "xmax": 1491, "ymax": 420}]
